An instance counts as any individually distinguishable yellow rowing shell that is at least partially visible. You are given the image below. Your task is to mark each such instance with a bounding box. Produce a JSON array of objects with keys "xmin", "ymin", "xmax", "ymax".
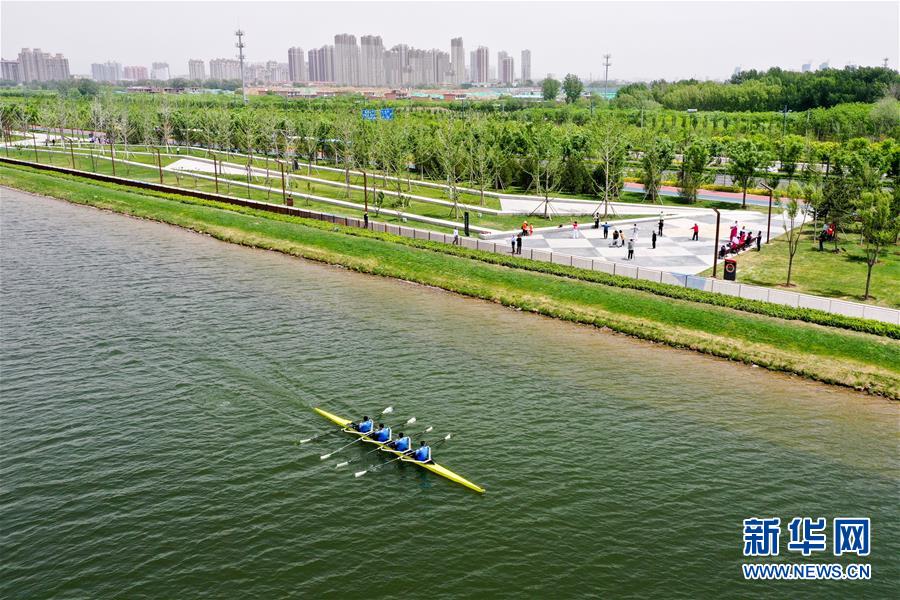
[{"xmin": 314, "ymin": 407, "xmax": 485, "ymax": 494}]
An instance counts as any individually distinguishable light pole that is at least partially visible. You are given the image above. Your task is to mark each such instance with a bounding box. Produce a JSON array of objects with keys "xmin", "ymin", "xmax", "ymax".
[
  {"xmin": 760, "ymin": 182, "xmax": 774, "ymax": 243},
  {"xmin": 712, "ymin": 208, "xmax": 721, "ymax": 278}
]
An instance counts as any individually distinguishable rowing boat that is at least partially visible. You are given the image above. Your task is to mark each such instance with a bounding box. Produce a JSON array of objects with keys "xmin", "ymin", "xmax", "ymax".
[{"xmin": 314, "ymin": 407, "xmax": 485, "ymax": 494}]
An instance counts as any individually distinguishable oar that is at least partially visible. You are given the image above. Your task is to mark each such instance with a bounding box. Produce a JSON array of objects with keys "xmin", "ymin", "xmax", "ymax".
[
  {"xmin": 299, "ymin": 406, "xmax": 393, "ymax": 443},
  {"xmin": 335, "ymin": 426, "xmax": 433, "ymax": 468},
  {"xmin": 320, "ymin": 416, "xmax": 416, "ymax": 460},
  {"xmin": 354, "ymin": 433, "xmax": 451, "ymax": 478}
]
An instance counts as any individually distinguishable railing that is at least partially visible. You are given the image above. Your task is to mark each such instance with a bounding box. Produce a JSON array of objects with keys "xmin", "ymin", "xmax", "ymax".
[{"xmin": 3, "ymin": 155, "xmax": 898, "ymax": 326}]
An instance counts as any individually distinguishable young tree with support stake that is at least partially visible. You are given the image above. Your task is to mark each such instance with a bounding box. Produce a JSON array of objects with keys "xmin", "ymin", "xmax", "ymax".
[
  {"xmin": 590, "ymin": 116, "xmax": 628, "ymax": 216},
  {"xmin": 467, "ymin": 119, "xmax": 500, "ymax": 207},
  {"xmin": 858, "ymin": 190, "xmax": 900, "ymax": 300},
  {"xmin": 640, "ymin": 134, "xmax": 674, "ymax": 204},
  {"xmin": 678, "ymin": 137, "xmax": 711, "ymax": 204},
  {"xmin": 435, "ymin": 120, "xmax": 467, "ymax": 219},
  {"xmin": 523, "ymin": 123, "xmax": 565, "ymax": 219},
  {"xmin": 780, "ymin": 183, "xmax": 809, "ymax": 287}
]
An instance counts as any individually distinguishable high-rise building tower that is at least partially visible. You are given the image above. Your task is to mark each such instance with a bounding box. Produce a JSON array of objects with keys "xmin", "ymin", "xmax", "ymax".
[
  {"xmin": 123, "ymin": 66, "xmax": 148, "ymax": 81},
  {"xmin": 91, "ymin": 61, "xmax": 123, "ymax": 82},
  {"xmin": 151, "ymin": 62, "xmax": 170, "ymax": 80},
  {"xmin": 499, "ymin": 53, "xmax": 515, "ymax": 85},
  {"xmin": 473, "ymin": 46, "xmax": 490, "ymax": 83},
  {"xmin": 288, "ymin": 47, "xmax": 307, "ymax": 82},
  {"xmin": 17, "ymin": 48, "xmax": 70, "ymax": 82},
  {"xmin": 334, "ymin": 33, "xmax": 360, "ymax": 85},
  {"xmin": 360, "ymin": 35, "xmax": 385, "ymax": 86},
  {"xmin": 308, "ymin": 46, "xmax": 334, "ymax": 82},
  {"xmin": 521, "ymin": 49, "xmax": 531, "ymax": 82},
  {"xmin": 188, "ymin": 59, "xmax": 206, "ymax": 80},
  {"xmin": 2, "ymin": 59, "xmax": 20, "ymax": 83},
  {"xmin": 450, "ymin": 37, "xmax": 465, "ymax": 85},
  {"xmin": 209, "ymin": 58, "xmax": 241, "ymax": 80}
]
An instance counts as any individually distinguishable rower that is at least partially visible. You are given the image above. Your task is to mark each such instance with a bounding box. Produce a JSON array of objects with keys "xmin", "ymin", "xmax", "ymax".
[
  {"xmin": 353, "ymin": 416, "xmax": 373, "ymax": 434},
  {"xmin": 370, "ymin": 422, "xmax": 392, "ymax": 442},
  {"xmin": 411, "ymin": 441, "xmax": 432, "ymax": 464},
  {"xmin": 388, "ymin": 432, "xmax": 411, "ymax": 453}
]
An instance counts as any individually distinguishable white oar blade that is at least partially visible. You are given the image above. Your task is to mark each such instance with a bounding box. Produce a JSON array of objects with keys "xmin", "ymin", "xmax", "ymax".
[
  {"xmin": 424, "ymin": 426, "xmax": 433, "ymax": 433},
  {"xmin": 335, "ymin": 461, "xmax": 349, "ymax": 468},
  {"xmin": 319, "ymin": 453, "xmax": 332, "ymax": 460},
  {"xmin": 354, "ymin": 469, "xmax": 368, "ymax": 478},
  {"xmin": 444, "ymin": 433, "xmax": 452, "ymax": 440},
  {"xmin": 406, "ymin": 417, "xmax": 416, "ymax": 425},
  {"xmin": 382, "ymin": 406, "xmax": 394, "ymax": 414},
  {"xmin": 300, "ymin": 438, "xmax": 312, "ymax": 444}
]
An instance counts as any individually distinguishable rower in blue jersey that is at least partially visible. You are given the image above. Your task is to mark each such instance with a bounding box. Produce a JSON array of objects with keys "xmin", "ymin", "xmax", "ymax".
[
  {"xmin": 411, "ymin": 441, "xmax": 432, "ymax": 463},
  {"xmin": 371, "ymin": 423, "xmax": 392, "ymax": 443},
  {"xmin": 353, "ymin": 416, "xmax": 373, "ymax": 434},
  {"xmin": 388, "ymin": 432, "xmax": 411, "ymax": 453}
]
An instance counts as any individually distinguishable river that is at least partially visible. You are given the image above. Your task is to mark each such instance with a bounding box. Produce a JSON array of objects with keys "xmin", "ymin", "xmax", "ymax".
[{"xmin": 1, "ymin": 189, "xmax": 897, "ymax": 598}]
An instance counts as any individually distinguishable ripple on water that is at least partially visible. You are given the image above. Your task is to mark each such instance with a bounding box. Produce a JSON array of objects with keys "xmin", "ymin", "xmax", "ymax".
[{"xmin": 1, "ymin": 190, "xmax": 897, "ymax": 599}]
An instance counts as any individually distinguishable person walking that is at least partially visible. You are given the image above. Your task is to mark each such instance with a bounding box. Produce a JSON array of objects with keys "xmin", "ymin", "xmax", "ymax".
[
  {"xmin": 631, "ymin": 224, "xmax": 639, "ymax": 241},
  {"xmin": 602, "ymin": 221, "xmax": 609, "ymax": 239},
  {"xmin": 691, "ymin": 223, "xmax": 699, "ymax": 241},
  {"xmin": 756, "ymin": 231, "xmax": 762, "ymax": 251},
  {"xmin": 651, "ymin": 230, "xmax": 657, "ymax": 249},
  {"xmin": 658, "ymin": 216, "xmax": 664, "ymax": 236},
  {"xmin": 510, "ymin": 234, "xmax": 517, "ymax": 254},
  {"xmin": 611, "ymin": 229, "xmax": 619, "ymax": 247},
  {"xmin": 572, "ymin": 220, "xmax": 579, "ymax": 239},
  {"xmin": 618, "ymin": 230, "xmax": 625, "ymax": 247},
  {"xmin": 452, "ymin": 228, "xmax": 460, "ymax": 245},
  {"xmin": 516, "ymin": 233, "xmax": 523, "ymax": 255},
  {"xmin": 627, "ymin": 238, "xmax": 635, "ymax": 260},
  {"xmin": 594, "ymin": 214, "xmax": 600, "ymax": 229}
]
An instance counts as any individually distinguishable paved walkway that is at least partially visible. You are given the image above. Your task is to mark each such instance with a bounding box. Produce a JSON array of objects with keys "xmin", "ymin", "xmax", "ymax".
[{"xmin": 514, "ymin": 209, "xmax": 786, "ymax": 275}]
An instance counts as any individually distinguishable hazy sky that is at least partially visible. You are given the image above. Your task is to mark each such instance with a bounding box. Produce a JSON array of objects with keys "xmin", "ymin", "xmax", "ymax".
[{"xmin": 2, "ymin": 0, "xmax": 897, "ymax": 81}]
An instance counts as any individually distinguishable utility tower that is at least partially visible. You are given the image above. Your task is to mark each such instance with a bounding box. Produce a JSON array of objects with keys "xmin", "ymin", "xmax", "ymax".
[
  {"xmin": 602, "ymin": 54, "xmax": 612, "ymax": 101},
  {"xmin": 235, "ymin": 29, "xmax": 247, "ymax": 104}
]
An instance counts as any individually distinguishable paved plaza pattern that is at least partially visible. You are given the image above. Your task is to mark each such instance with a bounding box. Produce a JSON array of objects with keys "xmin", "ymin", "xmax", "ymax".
[{"xmin": 497, "ymin": 202, "xmax": 787, "ymax": 275}]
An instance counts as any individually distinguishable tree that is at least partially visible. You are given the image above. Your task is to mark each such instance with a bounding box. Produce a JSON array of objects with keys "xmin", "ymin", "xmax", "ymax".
[
  {"xmin": 640, "ymin": 134, "xmax": 675, "ymax": 204},
  {"xmin": 778, "ymin": 134, "xmax": 805, "ymax": 181},
  {"xmin": 858, "ymin": 191, "xmax": 900, "ymax": 299},
  {"xmin": 727, "ymin": 138, "xmax": 768, "ymax": 208},
  {"xmin": 467, "ymin": 119, "xmax": 500, "ymax": 206},
  {"xmin": 541, "ymin": 78, "xmax": 561, "ymax": 102},
  {"xmin": 435, "ymin": 120, "xmax": 467, "ymax": 218},
  {"xmin": 294, "ymin": 114, "xmax": 321, "ymax": 189},
  {"xmin": 523, "ymin": 122, "xmax": 564, "ymax": 218},
  {"xmin": 590, "ymin": 117, "xmax": 628, "ymax": 215},
  {"xmin": 562, "ymin": 74, "xmax": 583, "ymax": 104},
  {"xmin": 678, "ymin": 137, "xmax": 711, "ymax": 203},
  {"xmin": 780, "ymin": 183, "xmax": 809, "ymax": 287}
]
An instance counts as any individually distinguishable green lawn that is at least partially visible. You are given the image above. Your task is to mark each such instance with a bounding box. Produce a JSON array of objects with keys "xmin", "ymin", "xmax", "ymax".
[
  {"xmin": 700, "ymin": 225, "xmax": 900, "ymax": 308},
  {"xmin": 2, "ymin": 161, "xmax": 898, "ymax": 398}
]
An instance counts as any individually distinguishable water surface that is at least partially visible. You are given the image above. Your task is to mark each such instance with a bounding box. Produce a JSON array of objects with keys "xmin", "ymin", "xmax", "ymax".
[{"xmin": 1, "ymin": 190, "xmax": 897, "ymax": 598}]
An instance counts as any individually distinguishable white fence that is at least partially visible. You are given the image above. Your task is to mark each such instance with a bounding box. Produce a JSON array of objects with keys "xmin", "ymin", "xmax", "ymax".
[{"xmin": 368, "ymin": 221, "xmax": 900, "ymax": 325}]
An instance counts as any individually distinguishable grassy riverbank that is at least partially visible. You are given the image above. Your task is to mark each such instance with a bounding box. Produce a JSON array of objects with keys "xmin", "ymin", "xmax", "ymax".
[{"xmin": 2, "ymin": 162, "xmax": 899, "ymax": 398}]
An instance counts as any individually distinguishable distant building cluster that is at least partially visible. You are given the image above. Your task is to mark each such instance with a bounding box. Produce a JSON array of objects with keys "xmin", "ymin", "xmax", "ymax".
[
  {"xmin": 1, "ymin": 35, "xmax": 533, "ymax": 88},
  {"xmin": 173, "ymin": 35, "xmax": 531, "ymax": 87},
  {"xmin": 2, "ymin": 48, "xmax": 70, "ymax": 83}
]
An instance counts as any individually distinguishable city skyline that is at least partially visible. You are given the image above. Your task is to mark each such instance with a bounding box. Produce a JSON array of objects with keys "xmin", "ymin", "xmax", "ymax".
[{"xmin": 2, "ymin": 1, "xmax": 897, "ymax": 82}]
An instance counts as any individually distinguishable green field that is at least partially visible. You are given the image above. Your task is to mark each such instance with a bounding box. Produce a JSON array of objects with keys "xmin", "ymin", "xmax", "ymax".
[{"xmin": 700, "ymin": 225, "xmax": 900, "ymax": 308}]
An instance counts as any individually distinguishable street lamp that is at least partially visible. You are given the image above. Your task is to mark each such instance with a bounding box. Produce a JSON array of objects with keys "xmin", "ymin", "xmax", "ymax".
[
  {"xmin": 712, "ymin": 208, "xmax": 721, "ymax": 278},
  {"xmin": 760, "ymin": 182, "xmax": 775, "ymax": 243}
]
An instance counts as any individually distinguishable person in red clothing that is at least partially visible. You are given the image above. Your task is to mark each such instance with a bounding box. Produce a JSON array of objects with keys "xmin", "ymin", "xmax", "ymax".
[{"xmin": 691, "ymin": 223, "xmax": 699, "ymax": 241}]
